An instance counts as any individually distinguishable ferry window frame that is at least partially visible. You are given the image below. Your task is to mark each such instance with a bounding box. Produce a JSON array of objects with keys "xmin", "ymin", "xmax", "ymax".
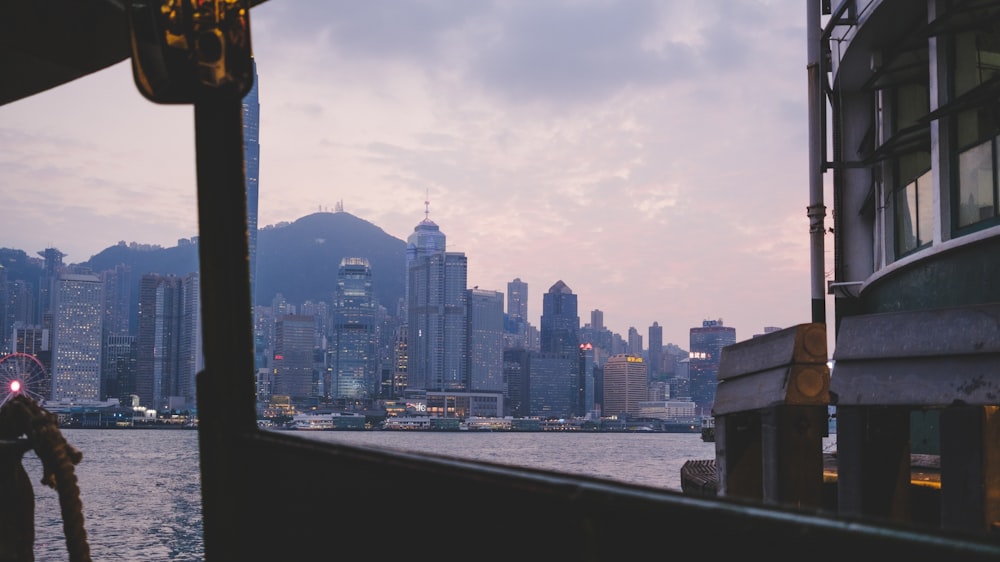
[
  {"xmin": 893, "ymin": 153, "xmax": 933, "ymax": 258},
  {"xmin": 880, "ymin": 79, "xmax": 932, "ymax": 261},
  {"xmin": 950, "ymin": 27, "xmax": 1000, "ymax": 234}
]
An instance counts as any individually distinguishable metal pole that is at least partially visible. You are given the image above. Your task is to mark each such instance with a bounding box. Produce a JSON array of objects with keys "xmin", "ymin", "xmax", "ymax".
[{"xmin": 807, "ymin": 0, "xmax": 826, "ymax": 325}]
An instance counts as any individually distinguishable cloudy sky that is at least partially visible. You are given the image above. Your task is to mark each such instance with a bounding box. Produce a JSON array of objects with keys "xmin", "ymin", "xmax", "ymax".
[{"xmin": 1, "ymin": 0, "xmax": 831, "ymax": 349}]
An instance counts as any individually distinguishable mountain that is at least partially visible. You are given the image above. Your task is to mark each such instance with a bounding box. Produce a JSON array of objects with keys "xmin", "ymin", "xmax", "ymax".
[
  {"xmin": 79, "ymin": 211, "xmax": 406, "ymax": 314},
  {"xmin": 254, "ymin": 212, "xmax": 406, "ymax": 310}
]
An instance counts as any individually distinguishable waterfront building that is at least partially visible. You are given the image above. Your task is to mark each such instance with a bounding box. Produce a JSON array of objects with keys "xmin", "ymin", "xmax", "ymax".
[
  {"xmin": 407, "ymin": 251, "xmax": 468, "ymax": 392},
  {"xmin": 602, "ymin": 354, "xmax": 647, "ymax": 419},
  {"xmin": 467, "ymin": 288, "xmax": 504, "ymax": 392},
  {"xmin": 688, "ymin": 319, "xmax": 735, "ymax": 413},
  {"xmin": 272, "ymin": 314, "xmax": 316, "ymax": 402},
  {"xmin": 330, "ymin": 258, "xmax": 377, "ymax": 401},
  {"xmin": 502, "ymin": 347, "xmax": 530, "ymax": 417},
  {"xmin": 102, "ymin": 335, "xmax": 136, "ymax": 404},
  {"xmin": 11, "ymin": 323, "xmax": 51, "ymax": 399},
  {"xmin": 136, "ymin": 273, "xmax": 201, "ymax": 410},
  {"xmin": 528, "ymin": 351, "xmax": 576, "ymax": 418},
  {"xmin": 50, "ymin": 272, "xmax": 103, "ymax": 402}
]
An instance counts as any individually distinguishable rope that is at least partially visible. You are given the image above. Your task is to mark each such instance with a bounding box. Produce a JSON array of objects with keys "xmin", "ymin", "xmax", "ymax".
[{"xmin": 0, "ymin": 396, "xmax": 91, "ymax": 562}]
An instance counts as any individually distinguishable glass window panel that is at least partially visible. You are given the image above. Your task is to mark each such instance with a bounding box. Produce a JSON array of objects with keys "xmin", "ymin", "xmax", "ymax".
[
  {"xmin": 916, "ymin": 169, "xmax": 933, "ymax": 245},
  {"xmin": 957, "ymin": 139, "xmax": 996, "ymax": 227},
  {"xmin": 954, "ymin": 31, "xmax": 979, "ymax": 97},
  {"xmin": 896, "ymin": 83, "xmax": 928, "ymax": 131},
  {"xmin": 895, "ymin": 182, "xmax": 918, "ymax": 255}
]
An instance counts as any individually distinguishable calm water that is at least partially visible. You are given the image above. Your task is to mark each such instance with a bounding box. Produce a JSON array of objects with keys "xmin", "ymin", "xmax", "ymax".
[{"xmin": 28, "ymin": 429, "xmax": 717, "ymax": 561}]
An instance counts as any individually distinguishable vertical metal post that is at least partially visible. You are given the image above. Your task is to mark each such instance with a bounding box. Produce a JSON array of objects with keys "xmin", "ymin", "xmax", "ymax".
[
  {"xmin": 807, "ymin": 0, "xmax": 827, "ymax": 325},
  {"xmin": 193, "ymin": 94, "xmax": 257, "ymax": 561}
]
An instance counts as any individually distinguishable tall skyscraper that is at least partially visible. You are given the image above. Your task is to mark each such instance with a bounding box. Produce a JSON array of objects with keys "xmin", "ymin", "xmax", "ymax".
[
  {"xmin": 2, "ymin": 279, "xmax": 34, "ymax": 354},
  {"xmin": 507, "ymin": 278, "xmax": 527, "ymax": 322},
  {"xmin": 404, "ymin": 197, "xmax": 446, "ymax": 315},
  {"xmin": 50, "ymin": 272, "xmax": 103, "ymax": 402},
  {"xmin": 540, "ymin": 280, "xmax": 579, "ymax": 355},
  {"xmin": 243, "ymin": 57, "xmax": 260, "ymax": 307},
  {"xmin": 502, "ymin": 348, "xmax": 530, "ymax": 417},
  {"xmin": 528, "ymin": 351, "xmax": 576, "ymax": 418},
  {"xmin": 407, "ymin": 251, "xmax": 468, "ymax": 392},
  {"xmin": 272, "ymin": 314, "xmax": 316, "ymax": 400},
  {"xmin": 504, "ymin": 277, "xmax": 529, "ymax": 350},
  {"xmin": 627, "ymin": 327, "xmax": 642, "ymax": 357},
  {"xmin": 689, "ymin": 318, "xmax": 736, "ymax": 413},
  {"xmin": 101, "ymin": 264, "xmax": 132, "ymax": 337},
  {"xmin": 602, "ymin": 354, "xmax": 648, "ymax": 419},
  {"xmin": 136, "ymin": 273, "xmax": 201, "ymax": 410},
  {"xmin": 37, "ymin": 248, "xmax": 65, "ymax": 330},
  {"xmin": 331, "ymin": 257, "xmax": 377, "ymax": 401},
  {"xmin": 648, "ymin": 322, "xmax": 663, "ymax": 380},
  {"xmin": 467, "ymin": 288, "xmax": 504, "ymax": 392}
]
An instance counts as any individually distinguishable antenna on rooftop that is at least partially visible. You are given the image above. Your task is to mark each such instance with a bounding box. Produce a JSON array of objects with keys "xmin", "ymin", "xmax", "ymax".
[{"xmin": 424, "ymin": 189, "xmax": 430, "ymax": 220}]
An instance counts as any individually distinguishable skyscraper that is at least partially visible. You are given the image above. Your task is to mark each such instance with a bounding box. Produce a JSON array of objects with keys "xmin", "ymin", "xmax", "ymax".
[
  {"xmin": 243, "ymin": 57, "xmax": 260, "ymax": 307},
  {"xmin": 404, "ymin": 197, "xmax": 446, "ymax": 315},
  {"xmin": 540, "ymin": 280, "xmax": 579, "ymax": 355},
  {"xmin": 331, "ymin": 257, "xmax": 377, "ymax": 401},
  {"xmin": 272, "ymin": 314, "xmax": 316, "ymax": 401},
  {"xmin": 689, "ymin": 318, "xmax": 736, "ymax": 413},
  {"xmin": 136, "ymin": 273, "xmax": 201, "ymax": 410},
  {"xmin": 648, "ymin": 322, "xmax": 663, "ymax": 380},
  {"xmin": 602, "ymin": 354, "xmax": 648, "ymax": 419},
  {"xmin": 467, "ymin": 288, "xmax": 504, "ymax": 392},
  {"xmin": 507, "ymin": 278, "xmax": 527, "ymax": 323},
  {"xmin": 407, "ymin": 251, "xmax": 468, "ymax": 392},
  {"xmin": 627, "ymin": 326, "xmax": 642, "ymax": 357},
  {"xmin": 51, "ymin": 272, "xmax": 103, "ymax": 402}
]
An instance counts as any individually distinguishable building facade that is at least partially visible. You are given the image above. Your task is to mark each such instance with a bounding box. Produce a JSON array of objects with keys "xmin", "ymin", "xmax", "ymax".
[
  {"xmin": 540, "ymin": 280, "xmax": 579, "ymax": 355},
  {"xmin": 688, "ymin": 318, "xmax": 735, "ymax": 413},
  {"xmin": 50, "ymin": 272, "xmax": 103, "ymax": 402},
  {"xmin": 407, "ymin": 251, "xmax": 468, "ymax": 392},
  {"xmin": 330, "ymin": 257, "xmax": 377, "ymax": 401},
  {"xmin": 467, "ymin": 288, "xmax": 504, "ymax": 393},
  {"xmin": 602, "ymin": 354, "xmax": 647, "ymax": 419}
]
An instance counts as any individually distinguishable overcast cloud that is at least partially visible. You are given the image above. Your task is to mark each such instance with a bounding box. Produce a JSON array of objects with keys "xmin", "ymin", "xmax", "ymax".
[{"xmin": 0, "ymin": 0, "xmax": 830, "ymax": 349}]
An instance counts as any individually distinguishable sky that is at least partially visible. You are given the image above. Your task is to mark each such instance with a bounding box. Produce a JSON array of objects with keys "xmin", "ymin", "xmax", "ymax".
[{"xmin": 0, "ymin": 0, "xmax": 832, "ymax": 350}]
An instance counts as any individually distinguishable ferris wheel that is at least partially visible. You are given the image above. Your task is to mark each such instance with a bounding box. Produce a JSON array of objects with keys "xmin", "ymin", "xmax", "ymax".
[{"xmin": 0, "ymin": 352, "xmax": 48, "ymax": 407}]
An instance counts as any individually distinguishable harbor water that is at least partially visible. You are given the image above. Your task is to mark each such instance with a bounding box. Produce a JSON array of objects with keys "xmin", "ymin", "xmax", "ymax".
[{"xmin": 28, "ymin": 429, "xmax": 719, "ymax": 561}]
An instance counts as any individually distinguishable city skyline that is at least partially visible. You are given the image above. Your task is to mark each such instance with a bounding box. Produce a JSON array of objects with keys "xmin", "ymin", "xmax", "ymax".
[{"xmin": 0, "ymin": 1, "xmax": 821, "ymax": 350}]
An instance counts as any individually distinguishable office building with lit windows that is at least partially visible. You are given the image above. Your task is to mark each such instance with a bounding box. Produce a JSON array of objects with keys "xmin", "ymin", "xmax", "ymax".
[
  {"xmin": 51, "ymin": 273, "xmax": 103, "ymax": 402},
  {"xmin": 602, "ymin": 354, "xmax": 647, "ymax": 419},
  {"xmin": 688, "ymin": 319, "xmax": 735, "ymax": 413}
]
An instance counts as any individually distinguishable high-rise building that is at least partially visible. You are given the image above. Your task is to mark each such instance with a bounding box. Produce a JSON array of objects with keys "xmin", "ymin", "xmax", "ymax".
[
  {"xmin": 502, "ymin": 348, "xmax": 530, "ymax": 417},
  {"xmin": 244, "ymin": 57, "xmax": 260, "ymax": 307},
  {"xmin": 504, "ymin": 277, "xmax": 529, "ymax": 350},
  {"xmin": 2, "ymin": 279, "xmax": 34, "ymax": 354},
  {"xmin": 101, "ymin": 264, "xmax": 132, "ymax": 337},
  {"xmin": 407, "ymin": 251, "xmax": 468, "ymax": 392},
  {"xmin": 331, "ymin": 257, "xmax": 377, "ymax": 401},
  {"xmin": 467, "ymin": 288, "xmax": 504, "ymax": 393},
  {"xmin": 404, "ymin": 197, "xmax": 446, "ymax": 316},
  {"xmin": 272, "ymin": 314, "xmax": 316, "ymax": 401},
  {"xmin": 37, "ymin": 248, "xmax": 65, "ymax": 330},
  {"xmin": 136, "ymin": 273, "xmax": 201, "ymax": 410},
  {"xmin": 103, "ymin": 335, "xmax": 137, "ymax": 404},
  {"xmin": 50, "ymin": 272, "xmax": 103, "ymax": 402},
  {"xmin": 602, "ymin": 354, "xmax": 648, "ymax": 419},
  {"xmin": 578, "ymin": 343, "xmax": 595, "ymax": 418},
  {"xmin": 540, "ymin": 280, "xmax": 579, "ymax": 355},
  {"xmin": 627, "ymin": 327, "xmax": 642, "ymax": 357},
  {"xmin": 648, "ymin": 321, "xmax": 663, "ymax": 380},
  {"xmin": 12, "ymin": 323, "xmax": 51, "ymax": 399},
  {"xmin": 528, "ymin": 351, "xmax": 576, "ymax": 418},
  {"xmin": 689, "ymin": 318, "xmax": 736, "ymax": 413}
]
